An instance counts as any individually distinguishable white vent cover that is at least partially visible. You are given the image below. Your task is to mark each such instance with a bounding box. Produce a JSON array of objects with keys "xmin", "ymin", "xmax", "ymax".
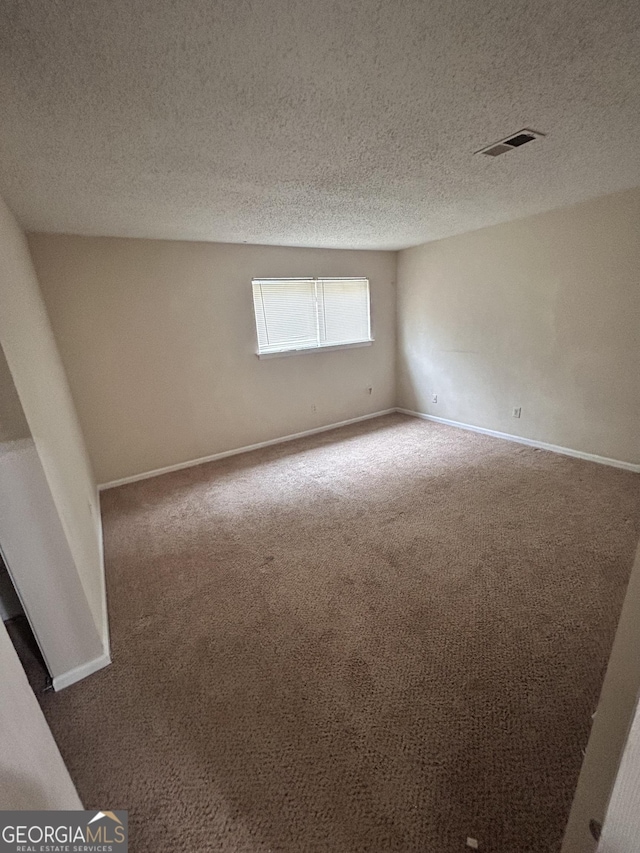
[{"xmin": 476, "ymin": 129, "xmax": 546, "ymax": 157}]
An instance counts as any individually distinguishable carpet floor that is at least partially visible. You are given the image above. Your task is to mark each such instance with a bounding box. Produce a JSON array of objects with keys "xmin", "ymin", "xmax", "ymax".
[{"xmin": 40, "ymin": 414, "xmax": 640, "ymax": 852}]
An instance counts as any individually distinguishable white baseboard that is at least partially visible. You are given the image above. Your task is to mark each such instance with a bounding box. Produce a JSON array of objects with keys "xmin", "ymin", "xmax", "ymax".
[
  {"xmin": 99, "ymin": 409, "xmax": 397, "ymax": 490},
  {"xmin": 52, "ymin": 652, "xmax": 111, "ymax": 692},
  {"xmin": 397, "ymin": 409, "xmax": 640, "ymax": 473},
  {"xmin": 99, "ymin": 406, "xmax": 638, "ymax": 490},
  {"xmin": 96, "ymin": 492, "xmax": 111, "ymax": 660}
]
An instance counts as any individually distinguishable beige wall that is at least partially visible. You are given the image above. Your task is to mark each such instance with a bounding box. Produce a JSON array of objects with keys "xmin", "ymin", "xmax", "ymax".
[
  {"xmin": 0, "ymin": 620, "xmax": 82, "ymax": 809},
  {"xmin": 597, "ymin": 691, "xmax": 640, "ymax": 852},
  {"xmin": 0, "ymin": 344, "xmax": 30, "ymax": 443},
  {"xmin": 28, "ymin": 236, "xmax": 397, "ymax": 484},
  {"xmin": 562, "ymin": 543, "xmax": 640, "ymax": 853},
  {"xmin": 0, "ymin": 222, "xmax": 105, "ymax": 679},
  {"xmin": 397, "ymin": 187, "xmax": 640, "ymax": 465},
  {"xmin": 0, "ymin": 196, "xmax": 108, "ymax": 648},
  {"xmin": 0, "ymin": 439, "xmax": 104, "ymax": 680}
]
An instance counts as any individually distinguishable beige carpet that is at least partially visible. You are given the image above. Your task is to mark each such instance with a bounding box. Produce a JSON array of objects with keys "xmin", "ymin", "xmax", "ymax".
[{"xmin": 40, "ymin": 414, "xmax": 640, "ymax": 852}]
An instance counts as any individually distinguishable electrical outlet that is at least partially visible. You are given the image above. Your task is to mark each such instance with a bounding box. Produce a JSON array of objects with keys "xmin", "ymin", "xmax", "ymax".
[
  {"xmin": 432, "ymin": 394, "xmax": 438, "ymax": 404},
  {"xmin": 367, "ymin": 386, "xmax": 373, "ymax": 395},
  {"xmin": 512, "ymin": 407, "xmax": 521, "ymax": 418},
  {"xmin": 311, "ymin": 404, "xmax": 317, "ymax": 412}
]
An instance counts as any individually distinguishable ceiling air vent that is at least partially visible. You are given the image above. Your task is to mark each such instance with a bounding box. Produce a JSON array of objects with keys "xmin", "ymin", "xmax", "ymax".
[
  {"xmin": 483, "ymin": 143, "xmax": 514, "ymax": 157},
  {"xmin": 476, "ymin": 129, "xmax": 545, "ymax": 157}
]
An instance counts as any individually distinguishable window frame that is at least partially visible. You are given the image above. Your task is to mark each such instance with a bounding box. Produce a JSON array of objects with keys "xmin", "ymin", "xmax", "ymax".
[{"xmin": 251, "ymin": 276, "xmax": 374, "ymax": 358}]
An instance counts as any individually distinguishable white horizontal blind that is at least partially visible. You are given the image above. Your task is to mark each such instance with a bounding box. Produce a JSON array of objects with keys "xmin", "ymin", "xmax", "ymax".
[
  {"xmin": 252, "ymin": 278, "xmax": 371, "ymax": 354},
  {"xmin": 253, "ymin": 279, "xmax": 318, "ymax": 353},
  {"xmin": 317, "ymin": 278, "xmax": 371, "ymax": 346}
]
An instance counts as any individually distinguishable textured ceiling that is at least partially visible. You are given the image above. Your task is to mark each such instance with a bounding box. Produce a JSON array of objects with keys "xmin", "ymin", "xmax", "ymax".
[{"xmin": 1, "ymin": 0, "xmax": 639, "ymax": 250}]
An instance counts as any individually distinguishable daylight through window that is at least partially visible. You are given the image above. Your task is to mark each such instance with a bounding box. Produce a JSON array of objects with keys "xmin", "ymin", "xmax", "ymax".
[{"xmin": 252, "ymin": 278, "xmax": 372, "ymax": 355}]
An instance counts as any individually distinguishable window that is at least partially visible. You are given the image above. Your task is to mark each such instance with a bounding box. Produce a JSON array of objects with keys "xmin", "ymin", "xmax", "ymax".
[{"xmin": 252, "ymin": 277, "xmax": 372, "ymax": 356}]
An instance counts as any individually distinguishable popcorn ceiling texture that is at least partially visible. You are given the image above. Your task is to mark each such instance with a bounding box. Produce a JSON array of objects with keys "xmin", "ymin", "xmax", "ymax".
[
  {"xmin": 39, "ymin": 415, "xmax": 640, "ymax": 852},
  {"xmin": 1, "ymin": 0, "xmax": 639, "ymax": 249}
]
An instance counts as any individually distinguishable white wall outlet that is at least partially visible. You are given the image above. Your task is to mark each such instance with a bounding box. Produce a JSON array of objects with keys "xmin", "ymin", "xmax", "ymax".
[
  {"xmin": 311, "ymin": 404, "xmax": 317, "ymax": 412},
  {"xmin": 512, "ymin": 407, "xmax": 521, "ymax": 418},
  {"xmin": 432, "ymin": 394, "xmax": 438, "ymax": 403}
]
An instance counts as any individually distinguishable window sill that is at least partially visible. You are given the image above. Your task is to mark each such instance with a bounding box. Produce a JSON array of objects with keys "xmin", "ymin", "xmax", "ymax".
[{"xmin": 257, "ymin": 340, "xmax": 373, "ymax": 359}]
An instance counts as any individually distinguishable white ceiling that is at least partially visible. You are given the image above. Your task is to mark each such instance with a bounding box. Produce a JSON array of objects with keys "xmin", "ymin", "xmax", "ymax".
[{"xmin": 1, "ymin": 0, "xmax": 639, "ymax": 250}]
